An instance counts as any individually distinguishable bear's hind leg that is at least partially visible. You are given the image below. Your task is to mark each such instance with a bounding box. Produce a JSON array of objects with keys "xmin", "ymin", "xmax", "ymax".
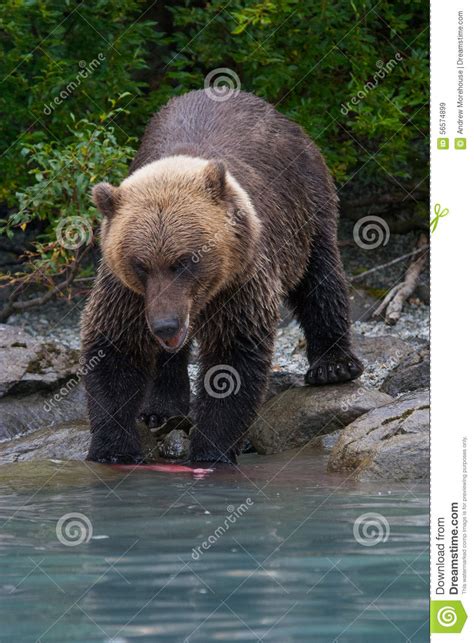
[
  {"xmin": 288, "ymin": 232, "xmax": 363, "ymax": 385},
  {"xmin": 138, "ymin": 346, "xmax": 191, "ymax": 428}
]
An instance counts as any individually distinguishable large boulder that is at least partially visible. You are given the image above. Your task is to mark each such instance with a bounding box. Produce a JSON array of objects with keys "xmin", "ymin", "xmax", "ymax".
[
  {"xmin": 0, "ymin": 420, "xmax": 159, "ymax": 465},
  {"xmin": 351, "ymin": 334, "xmax": 418, "ymax": 389},
  {"xmin": 249, "ymin": 383, "xmax": 393, "ymax": 455},
  {"xmin": 0, "ymin": 324, "xmax": 79, "ymax": 397},
  {"xmin": 381, "ymin": 346, "xmax": 430, "ymax": 396},
  {"xmin": 267, "ymin": 369, "xmax": 304, "ymax": 400},
  {"xmin": 328, "ymin": 389, "xmax": 429, "ymax": 481},
  {"xmin": 0, "ymin": 382, "xmax": 88, "ymax": 442},
  {"xmin": 0, "ymin": 422, "xmax": 91, "ymax": 464},
  {"xmin": 352, "ymin": 334, "xmax": 415, "ymax": 365}
]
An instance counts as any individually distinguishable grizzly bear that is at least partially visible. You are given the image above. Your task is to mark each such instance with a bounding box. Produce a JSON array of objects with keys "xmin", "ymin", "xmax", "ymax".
[{"xmin": 81, "ymin": 89, "xmax": 363, "ymax": 464}]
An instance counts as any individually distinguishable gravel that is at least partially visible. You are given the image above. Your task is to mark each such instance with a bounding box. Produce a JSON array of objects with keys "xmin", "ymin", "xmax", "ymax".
[
  {"xmin": 272, "ymin": 320, "xmax": 308, "ymax": 374},
  {"xmin": 5, "ymin": 290, "xmax": 429, "ymax": 396},
  {"xmin": 353, "ymin": 302, "xmax": 429, "ymax": 347},
  {"xmin": 339, "ymin": 224, "xmax": 429, "ymax": 292},
  {"xmin": 269, "ymin": 303, "xmax": 429, "ymax": 391},
  {"xmin": 8, "ymin": 297, "xmax": 85, "ymax": 350}
]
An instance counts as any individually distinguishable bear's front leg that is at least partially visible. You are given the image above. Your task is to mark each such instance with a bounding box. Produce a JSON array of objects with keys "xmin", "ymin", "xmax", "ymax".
[
  {"xmin": 138, "ymin": 346, "xmax": 190, "ymax": 428},
  {"xmin": 84, "ymin": 338, "xmax": 148, "ymax": 464},
  {"xmin": 191, "ymin": 309, "xmax": 276, "ymax": 463},
  {"xmin": 81, "ymin": 265, "xmax": 153, "ymax": 464}
]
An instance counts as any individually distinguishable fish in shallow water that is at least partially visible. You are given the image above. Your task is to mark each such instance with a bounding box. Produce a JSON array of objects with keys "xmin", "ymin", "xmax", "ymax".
[{"xmin": 113, "ymin": 463, "xmax": 213, "ymax": 476}]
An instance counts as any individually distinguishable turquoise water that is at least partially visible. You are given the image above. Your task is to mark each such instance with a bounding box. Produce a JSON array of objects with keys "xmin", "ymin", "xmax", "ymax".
[{"xmin": 0, "ymin": 453, "xmax": 429, "ymax": 642}]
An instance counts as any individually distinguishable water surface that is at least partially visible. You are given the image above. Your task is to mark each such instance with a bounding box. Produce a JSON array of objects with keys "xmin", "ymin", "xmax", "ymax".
[{"xmin": 0, "ymin": 452, "xmax": 429, "ymax": 642}]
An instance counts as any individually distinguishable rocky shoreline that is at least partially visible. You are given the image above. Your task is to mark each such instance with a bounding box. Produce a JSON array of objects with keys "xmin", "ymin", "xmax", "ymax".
[{"xmin": 0, "ymin": 293, "xmax": 429, "ymax": 480}]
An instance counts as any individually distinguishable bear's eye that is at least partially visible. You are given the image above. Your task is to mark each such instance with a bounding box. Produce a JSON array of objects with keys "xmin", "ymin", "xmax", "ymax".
[
  {"xmin": 169, "ymin": 256, "xmax": 193, "ymax": 275},
  {"xmin": 132, "ymin": 259, "xmax": 148, "ymax": 282}
]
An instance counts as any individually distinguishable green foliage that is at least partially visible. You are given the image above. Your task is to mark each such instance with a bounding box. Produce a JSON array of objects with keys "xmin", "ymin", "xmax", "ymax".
[
  {"xmin": 162, "ymin": 0, "xmax": 428, "ymax": 191},
  {"xmin": 1, "ymin": 106, "xmax": 135, "ymax": 278},
  {"xmin": 0, "ymin": 0, "xmax": 161, "ymax": 201},
  {"xmin": 0, "ymin": 0, "xmax": 428, "ymax": 304}
]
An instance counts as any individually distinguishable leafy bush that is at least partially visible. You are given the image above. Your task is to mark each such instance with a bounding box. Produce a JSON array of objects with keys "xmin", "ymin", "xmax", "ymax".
[
  {"xmin": 162, "ymin": 0, "xmax": 428, "ymax": 200},
  {"xmin": 0, "ymin": 0, "xmax": 161, "ymax": 201},
  {"xmin": 0, "ymin": 0, "xmax": 428, "ymax": 315},
  {"xmin": 0, "ymin": 106, "xmax": 135, "ymax": 318}
]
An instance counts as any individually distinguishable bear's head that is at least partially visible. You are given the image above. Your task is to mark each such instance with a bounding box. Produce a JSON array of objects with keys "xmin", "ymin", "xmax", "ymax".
[{"xmin": 92, "ymin": 156, "xmax": 261, "ymax": 352}]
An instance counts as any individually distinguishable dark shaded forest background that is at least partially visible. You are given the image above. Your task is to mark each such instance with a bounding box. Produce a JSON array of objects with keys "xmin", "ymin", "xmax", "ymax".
[{"xmin": 0, "ymin": 0, "xmax": 429, "ymax": 318}]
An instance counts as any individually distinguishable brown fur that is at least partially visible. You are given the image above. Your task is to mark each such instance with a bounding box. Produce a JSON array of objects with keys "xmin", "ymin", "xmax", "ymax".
[{"xmin": 81, "ymin": 89, "xmax": 362, "ymax": 464}]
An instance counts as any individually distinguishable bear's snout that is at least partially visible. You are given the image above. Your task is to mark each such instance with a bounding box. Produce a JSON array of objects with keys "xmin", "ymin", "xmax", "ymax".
[
  {"xmin": 148, "ymin": 315, "xmax": 189, "ymax": 352},
  {"xmin": 151, "ymin": 316, "xmax": 179, "ymax": 338}
]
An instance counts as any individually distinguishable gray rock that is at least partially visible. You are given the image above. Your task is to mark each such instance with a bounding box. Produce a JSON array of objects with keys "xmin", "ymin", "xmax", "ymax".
[
  {"xmin": 249, "ymin": 383, "xmax": 393, "ymax": 455},
  {"xmin": 328, "ymin": 390, "xmax": 429, "ymax": 481},
  {"xmin": 0, "ymin": 420, "xmax": 160, "ymax": 465},
  {"xmin": 349, "ymin": 288, "xmax": 379, "ymax": 322},
  {"xmin": 158, "ymin": 429, "xmax": 190, "ymax": 459},
  {"xmin": 267, "ymin": 370, "xmax": 304, "ymax": 400},
  {"xmin": 352, "ymin": 334, "xmax": 419, "ymax": 389},
  {"xmin": 381, "ymin": 346, "xmax": 430, "ymax": 396},
  {"xmin": 308, "ymin": 429, "xmax": 342, "ymax": 451},
  {"xmin": 0, "ymin": 382, "xmax": 88, "ymax": 442},
  {"xmin": 352, "ymin": 333, "xmax": 414, "ymax": 367},
  {"xmin": 0, "ymin": 324, "xmax": 79, "ymax": 397},
  {"xmin": 0, "ymin": 422, "xmax": 91, "ymax": 464},
  {"xmin": 0, "ymin": 325, "xmax": 32, "ymax": 397}
]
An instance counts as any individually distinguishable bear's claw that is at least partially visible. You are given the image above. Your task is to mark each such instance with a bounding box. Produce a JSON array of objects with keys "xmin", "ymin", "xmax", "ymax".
[
  {"xmin": 305, "ymin": 349, "xmax": 363, "ymax": 386},
  {"xmin": 138, "ymin": 413, "xmax": 166, "ymax": 429}
]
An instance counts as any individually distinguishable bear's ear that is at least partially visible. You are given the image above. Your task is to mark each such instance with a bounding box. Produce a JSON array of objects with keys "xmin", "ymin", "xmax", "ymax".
[
  {"xmin": 203, "ymin": 160, "xmax": 227, "ymax": 202},
  {"xmin": 92, "ymin": 182, "xmax": 120, "ymax": 219}
]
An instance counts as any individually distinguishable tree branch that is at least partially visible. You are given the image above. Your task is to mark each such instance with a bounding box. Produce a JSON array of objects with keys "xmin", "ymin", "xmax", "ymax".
[
  {"xmin": 0, "ymin": 250, "xmax": 86, "ymax": 321},
  {"xmin": 372, "ymin": 234, "xmax": 429, "ymax": 325},
  {"xmin": 350, "ymin": 244, "xmax": 429, "ymax": 282}
]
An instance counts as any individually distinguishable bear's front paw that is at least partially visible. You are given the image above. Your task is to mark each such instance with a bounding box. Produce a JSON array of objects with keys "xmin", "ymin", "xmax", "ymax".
[
  {"xmin": 87, "ymin": 436, "xmax": 144, "ymax": 465},
  {"xmin": 87, "ymin": 450, "xmax": 144, "ymax": 465},
  {"xmin": 138, "ymin": 412, "xmax": 167, "ymax": 429},
  {"xmin": 305, "ymin": 349, "xmax": 363, "ymax": 385}
]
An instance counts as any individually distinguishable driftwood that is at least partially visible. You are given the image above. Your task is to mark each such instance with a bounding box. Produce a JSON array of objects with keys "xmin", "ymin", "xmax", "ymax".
[
  {"xmin": 350, "ymin": 245, "xmax": 429, "ymax": 282},
  {"xmin": 372, "ymin": 234, "xmax": 429, "ymax": 326}
]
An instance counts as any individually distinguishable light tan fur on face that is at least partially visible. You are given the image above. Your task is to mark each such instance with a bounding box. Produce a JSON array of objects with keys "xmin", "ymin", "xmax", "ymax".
[
  {"xmin": 97, "ymin": 156, "xmax": 262, "ymax": 312},
  {"xmin": 120, "ymin": 155, "xmax": 259, "ymax": 234}
]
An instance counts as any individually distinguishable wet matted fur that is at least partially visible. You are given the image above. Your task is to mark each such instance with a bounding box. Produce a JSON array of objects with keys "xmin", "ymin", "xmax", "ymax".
[{"xmin": 81, "ymin": 89, "xmax": 363, "ymax": 464}]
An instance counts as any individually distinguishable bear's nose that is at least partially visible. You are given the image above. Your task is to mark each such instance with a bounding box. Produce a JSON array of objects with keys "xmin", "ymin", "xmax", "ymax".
[{"xmin": 151, "ymin": 317, "xmax": 180, "ymax": 339}]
